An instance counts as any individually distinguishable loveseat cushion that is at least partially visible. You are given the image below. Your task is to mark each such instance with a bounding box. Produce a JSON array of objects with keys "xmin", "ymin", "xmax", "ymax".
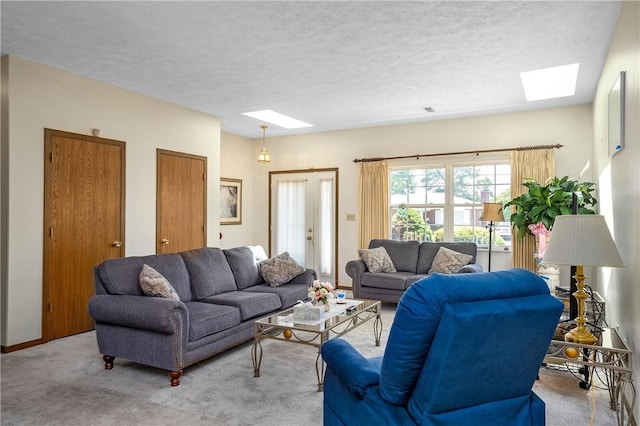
[
  {"xmin": 224, "ymin": 247, "xmax": 264, "ymax": 290},
  {"xmin": 369, "ymin": 239, "xmax": 419, "ymax": 273},
  {"xmin": 202, "ymin": 291, "xmax": 282, "ymax": 321},
  {"xmin": 95, "ymin": 253, "xmax": 192, "ymax": 301},
  {"xmin": 360, "ymin": 272, "xmax": 415, "ymax": 291},
  {"xmin": 185, "ymin": 301, "xmax": 241, "ymax": 342},
  {"xmin": 181, "ymin": 248, "xmax": 238, "ymax": 299}
]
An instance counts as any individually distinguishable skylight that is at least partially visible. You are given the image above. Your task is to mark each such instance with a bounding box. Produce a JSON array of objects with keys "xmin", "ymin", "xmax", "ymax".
[
  {"xmin": 242, "ymin": 110, "xmax": 313, "ymax": 129},
  {"xmin": 520, "ymin": 63, "xmax": 580, "ymax": 102}
]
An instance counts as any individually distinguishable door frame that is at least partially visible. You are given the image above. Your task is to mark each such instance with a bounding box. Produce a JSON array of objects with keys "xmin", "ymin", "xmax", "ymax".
[
  {"xmin": 268, "ymin": 168, "xmax": 339, "ymax": 284},
  {"xmin": 42, "ymin": 128, "xmax": 126, "ymax": 343}
]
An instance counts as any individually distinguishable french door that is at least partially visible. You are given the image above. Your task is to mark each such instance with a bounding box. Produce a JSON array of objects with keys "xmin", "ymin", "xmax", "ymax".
[{"xmin": 270, "ymin": 169, "xmax": 337, "ymax": 284}]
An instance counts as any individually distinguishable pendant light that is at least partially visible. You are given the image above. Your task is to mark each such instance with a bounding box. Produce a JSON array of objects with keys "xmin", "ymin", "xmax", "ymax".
[{"xmin": 257, "ymin": 125, "xmax": 271, "ymax": 164}]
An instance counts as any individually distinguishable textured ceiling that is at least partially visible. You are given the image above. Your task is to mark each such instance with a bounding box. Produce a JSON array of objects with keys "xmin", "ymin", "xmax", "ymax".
[{"xmin": 1, "ymin": 1, "xmax": 622, "ymax": 139}]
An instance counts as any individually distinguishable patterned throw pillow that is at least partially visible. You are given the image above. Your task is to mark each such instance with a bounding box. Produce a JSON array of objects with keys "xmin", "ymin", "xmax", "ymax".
[
  {"xmin": 358, "ymin": 246, "xmax": 397, "ymax": 273},
  {"xmin": 258, "ymin": 252, "xmax": 305, "ymax": 287},
  {"xmin": 429, "ymin": 247, "xmax": 473, "ymax": 274},
  {"xmin": 139, "ymin": 264, "xmax": 180, "ymax": 300}
]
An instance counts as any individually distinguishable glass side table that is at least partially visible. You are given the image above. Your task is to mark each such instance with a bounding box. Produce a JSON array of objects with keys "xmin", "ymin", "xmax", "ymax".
[{"xmin": 544, "ymin": 325, "xmax": 635, "ymax": 425}]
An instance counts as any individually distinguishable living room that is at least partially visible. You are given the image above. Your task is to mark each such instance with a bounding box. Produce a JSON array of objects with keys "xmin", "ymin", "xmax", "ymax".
[{"xmin": 1, "ymin": 1, "xmax": 639, "ymax": 424}]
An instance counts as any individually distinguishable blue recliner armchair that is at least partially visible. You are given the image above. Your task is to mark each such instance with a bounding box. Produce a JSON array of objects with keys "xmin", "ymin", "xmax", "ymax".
[{"xmin": 320, "ymin": 269, "xmax": 563, "ymax": 426}]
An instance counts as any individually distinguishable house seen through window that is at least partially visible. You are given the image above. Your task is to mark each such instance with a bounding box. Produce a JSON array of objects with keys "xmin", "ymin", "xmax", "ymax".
[{"xmin": 390, "ymin": 163, "xmax": 512, "ymax": 248}]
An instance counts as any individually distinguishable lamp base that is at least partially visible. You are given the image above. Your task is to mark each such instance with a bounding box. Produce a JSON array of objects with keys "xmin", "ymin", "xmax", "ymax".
[
  {"xmin": 564, "ymin": 327, "xmax": 598, "ymax": 345},
  {"xmin": 564, "ymin": 266, "xmax": 598, "ymax": 346}
]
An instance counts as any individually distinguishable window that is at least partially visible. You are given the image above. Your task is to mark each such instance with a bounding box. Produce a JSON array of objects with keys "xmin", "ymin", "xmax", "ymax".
[{"xmin": 390, "ymin": 162, "xmax": 511, "ymax": 247}]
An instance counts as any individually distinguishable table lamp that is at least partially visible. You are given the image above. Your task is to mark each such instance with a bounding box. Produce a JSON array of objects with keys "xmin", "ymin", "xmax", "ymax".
[
  {"xmin": 481, "ymin": 202, "xmax": 504, "ymax": 272},
  {"xmin": 542, "ymin": 215, "xmax": 623, "ymax": 344}
]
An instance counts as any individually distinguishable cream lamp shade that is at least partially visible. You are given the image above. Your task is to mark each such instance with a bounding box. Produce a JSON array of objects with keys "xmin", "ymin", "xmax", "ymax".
[
  {"xmin": 542, "ymin": 215, "xmax": 623, "ymax": 267},
  {"xmin": 481, "ymin": 203, "xmax": 504, "ymax": 222}
]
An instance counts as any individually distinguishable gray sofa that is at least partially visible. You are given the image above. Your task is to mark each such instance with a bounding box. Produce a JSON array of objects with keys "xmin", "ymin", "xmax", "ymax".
[
  {"xmin": 88, "ymin": 246, "xmax": 316, "ymax": 386},
  {"xmin": 346, "ymin": 239, "xmax": 482, "ymax": 303}
]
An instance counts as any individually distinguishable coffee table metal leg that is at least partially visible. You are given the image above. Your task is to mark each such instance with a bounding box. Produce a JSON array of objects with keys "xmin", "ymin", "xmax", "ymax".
[
  {"xmin": 316, "ymin": 351, "xmax": 324, "ymax": 392},
  {"xmin": 252, "ymin": 337, "xmax": 263, "ymax": 378},
  {"xmin": 373, "ymin": 308, "xmax": 382, "ymax": 346}
]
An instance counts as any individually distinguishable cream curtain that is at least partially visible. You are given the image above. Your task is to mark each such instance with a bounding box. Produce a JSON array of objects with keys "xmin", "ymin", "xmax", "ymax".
[
  {"xmin": 510, "ymin": 149, "xmax": 556, "ymax": 271},
  {"xmin": 358, "ymin": 161, "xmax": 389, "ymax": 249}
]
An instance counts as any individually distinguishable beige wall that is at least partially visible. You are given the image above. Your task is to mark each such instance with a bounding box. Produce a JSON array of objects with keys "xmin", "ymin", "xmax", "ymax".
[
  {"xmin": 219, "ymin": 131, "xmax": 255, "ymax": 249},
  {"xmin": 0, "ymin": 56, "xmax": 221, "ymax": 347},
  {"xmin": 592, "ymin": 0, "xmax": 640, "ymax": 419},
  {"xmin": 247, "ymin": 105, "xmax": 594, "ymax": 286}
]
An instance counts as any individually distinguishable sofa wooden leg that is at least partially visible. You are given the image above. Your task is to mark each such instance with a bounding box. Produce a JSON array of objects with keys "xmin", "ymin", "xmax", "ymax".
[
  {"xmin": 169, "ymin": 370, "xmax": 182, "ymax": 386},
  {"xmin": 103, "ymin": 355, "xmax": 115, "ymax": 370}
]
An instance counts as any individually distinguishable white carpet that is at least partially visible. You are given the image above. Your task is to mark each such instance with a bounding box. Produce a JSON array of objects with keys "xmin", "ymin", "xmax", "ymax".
[{"xmin": 1, "ymin": 304, "xmax": 617, "ymax": 425}]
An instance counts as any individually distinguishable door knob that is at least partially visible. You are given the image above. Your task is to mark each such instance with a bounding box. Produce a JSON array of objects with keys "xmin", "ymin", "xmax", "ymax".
[
  {"xmin": 111, "ymin": 241, "xmax": 122, "ymax": 248},
  {"xmin": 306, "ymin": 236, "xmax": 312, "ymax": 240},
  {"xmin": 161, "ymin": 239, "xmax": 170, "ymax": 245}
]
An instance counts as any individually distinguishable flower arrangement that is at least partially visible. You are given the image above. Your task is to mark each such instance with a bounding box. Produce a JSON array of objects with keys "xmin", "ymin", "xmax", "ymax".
[
  {"xmin": 308, "ymin": 280, "xmax": 335, "ymax": 305},
  {"xmin": 528, "ymin": 222, "xmax": 550, "ymax": 261}
]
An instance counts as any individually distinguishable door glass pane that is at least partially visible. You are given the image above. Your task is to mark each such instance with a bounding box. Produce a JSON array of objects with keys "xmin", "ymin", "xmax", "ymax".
[
  {"xmin": 318, "ymin": 178, "xmax": 333, "ymax": 275},
  {"xmin": 276, "ymin": 180, "xmax": 305, "ymax": 264}
]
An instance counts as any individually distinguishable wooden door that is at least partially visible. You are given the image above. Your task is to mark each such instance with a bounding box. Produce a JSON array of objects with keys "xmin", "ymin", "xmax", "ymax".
[
  {"xmin": 43, "ymin": 129, "xmax": 125, "ymax": 341},
  {"xmin": 156, "ymin": 149, "xmax": 207, "ymax": 253}
]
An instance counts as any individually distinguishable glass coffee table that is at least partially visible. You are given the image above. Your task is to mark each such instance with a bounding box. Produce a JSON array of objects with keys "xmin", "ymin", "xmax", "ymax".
[{"xmin": 251, "ymin": 299, "xmax": 382, "ymax": 391}]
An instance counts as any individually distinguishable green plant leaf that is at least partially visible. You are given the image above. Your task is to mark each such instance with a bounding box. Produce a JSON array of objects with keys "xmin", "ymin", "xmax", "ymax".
[{"xmin": 507, "ymin": 176, "xmax": 598, "ymax": 240}]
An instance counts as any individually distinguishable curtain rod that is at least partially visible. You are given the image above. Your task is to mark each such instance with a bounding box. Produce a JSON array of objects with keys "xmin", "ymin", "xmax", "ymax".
[{"xmin": 352, "ymin": 143, "xmax": 564, "ymax": 163}]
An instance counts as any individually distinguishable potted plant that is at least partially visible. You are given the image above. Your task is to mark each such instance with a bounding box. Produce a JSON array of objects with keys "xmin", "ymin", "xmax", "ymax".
[{"xmin": 505, "ymin": 175, "xmax": 598, "ymax": 241}]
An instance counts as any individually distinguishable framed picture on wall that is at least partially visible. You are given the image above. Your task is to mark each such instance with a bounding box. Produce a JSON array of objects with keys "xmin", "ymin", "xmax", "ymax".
[{"xmin": 220, "ymin": 178, "xmax": 242, "ymax": 225}]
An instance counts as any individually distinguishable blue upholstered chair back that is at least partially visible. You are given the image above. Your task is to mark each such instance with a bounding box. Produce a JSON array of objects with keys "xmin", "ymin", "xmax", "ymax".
[{"xmin": 379, "ymin": 269, "xmax": 563, "ymax": 424}]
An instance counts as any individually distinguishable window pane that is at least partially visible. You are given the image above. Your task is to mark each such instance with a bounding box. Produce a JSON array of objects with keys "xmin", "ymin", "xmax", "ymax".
[
  {"xmin": 391, "ymin": 206, "xmax": 425, "ymax": 241},
  {"xmin": 389, "ymin": 163, "xmax": 510, "ymax": 245},
  {"xmin": 408, "ymin": 186, "xmax": 427, "ymax": 204},
  {"xmin": 426, "ymin": 186, "xmax": 444, "ymax": 205},
  {"xmin": 390, "ymin": 205, "xmax": 445, "ymax": 242},
  {"xmin": 453, "ymin": 167, "xmax": 475, "ymax": 203},
  {"xmin": 425, "ymin": 168, "xmax": 445, "ymax": 188}
]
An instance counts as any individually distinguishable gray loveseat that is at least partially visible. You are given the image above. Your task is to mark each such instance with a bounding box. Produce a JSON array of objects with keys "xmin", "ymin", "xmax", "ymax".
[
  {"xmin": 346, "ymin": 239, "xmax": 482, "ymax": 303},
  {"xmin": 88, "ymin": 246, "xmax": 316, "ymax": 386}
]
